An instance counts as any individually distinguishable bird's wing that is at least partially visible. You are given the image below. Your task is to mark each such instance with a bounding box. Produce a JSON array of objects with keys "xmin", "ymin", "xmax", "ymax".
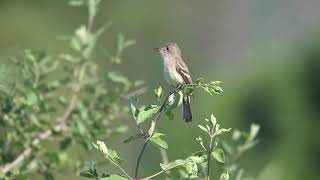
[{"xmin": 176, "ymin": 57, "xmax": 192, "ymax": 84}]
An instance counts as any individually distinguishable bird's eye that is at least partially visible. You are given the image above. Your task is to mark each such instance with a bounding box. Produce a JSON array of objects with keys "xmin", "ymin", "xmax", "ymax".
[{"xmin": 166, "ymin": 47, "xmax": 169, "ymax": 51}]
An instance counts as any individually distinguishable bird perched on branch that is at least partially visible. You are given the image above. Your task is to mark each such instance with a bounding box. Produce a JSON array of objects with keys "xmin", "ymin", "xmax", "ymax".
[{"xmin": 156, "ymin": 43, "xmax": 193, "ymax": 122}]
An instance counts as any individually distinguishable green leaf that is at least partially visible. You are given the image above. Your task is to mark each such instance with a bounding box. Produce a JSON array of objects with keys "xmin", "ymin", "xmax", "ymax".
[
  {"xmin": 80, "ymin": 171, "xmax": 95, "ymax": 178},
  {"xmin": 220, "ymin": 172, "xmax": 229, "ymax": 180},
  {"xmin": 26, "ymin": 92, "xmax": 38, "ymax": 105},
  {"xmin": 124, "ymin": 39, "xmax": 135, "ymax": 49},
  {"xmin": 87, "ymin": 0, "xmax": 101, "ymax": 22},
  {"xmin": 212, "ymin": 148, "xmax": 225, "ymax": 163},
  {"xmin": 108, "ymin": 71, "xmax": 129, "ymax": 85},
  {"xmin": 210, "ymin": 114, "xmax": 217, "ymax": 126},
  {"xmin": 232, "ymin": 130, "xmax": 242, "ymax": 141},
  {"xmin": 160, "ymin": 159, "xmax": 186, "ymax": 170},
  {"xmin": 23, "ymin": 49, "xmax": 36, "ymax": 62},
  {"xmin": 137, "ymin": 105, "xmax": 160, "ymax": 124},
  {"xmin": 248, "ymin": 123, "xmax": 260, "ymax": 142},
  {"xmin": 75, "ymin": 25, "xmax": 90, "ymax": 46},
  {"xmin": 192, "ymin": 150, "xmax": 207, "ymax": 158},
  {"xmin": 196, "ymin": 137, "xmax": 205, "ymax": 150},
  {"xmin": 185, "ymin": 162, "xmax": 198, "ymax": 176},
  {"xmin": 115, "ymin": 126, "xmax": 128, "ymax": 134},
  {"xmin": 150, "ymin": 136, "xmax": 168, "ymax": 149},
  {"xmin": 208, "ymin": 85, "xmax": 223, "ymax": 95},
  {"xmin": 238, "ymin": 139, "xmax": 259, "ymax": 152},
  {"xmin": 165, "ymin": 91, "xmax": 183, "ymax": 112},
  {"xmin": 123, "ymin": 134, "xmax": 142, "ymax": 144},
  {"xmin": 152, "ymin": 132, "xmax": 165, "ymax": 138},
  {"xmin": 148, "ymin": 120, "xmax": 156, "ymax": 136},
  {"xmin": 69, "ymin": 0, "xmax": 84, "ymax": 7},
  {"xmin": 164, "ymin": 111, "xmax": 174, "ymax": 120},
  {"xmin": 93, "ymin": 141, "xmax": 108, "ymax": 157},
  {"xmin": 195, "ymin": 137, "xmax": 203, "ymax": 142},
  {"xmin": 195, "ymin": 78, "xmax": 205, "ymax": 84},
  {"xmin": 215, "ymin": 128, "xmax": 232, "ymax": 136},
  {"xmin": 59, "ymin": 137, "xmax": 72, "ymax": 150},
  {"xmin": 117, "ymin": 33, "xmax": 125, "ymax": 50},
  {"xmin": 182, "ymin": 86, "xmax": 194, "ymax": 96},
  {"xmin": 198, "ymin": 125, "xmax": 209, "ymax": 134},
  {"xmin": 108, "ymin": 149, "xmax": 123, "ymax": 165},
  {"xmin": 130, "ymin": 96, "xmax": 138, "ymax": 119},
  {"xmin": 70, "ymin": 36, "xmax": 82, "ymax": 51},
  {"xmin": 210, "ymin": 81, "xmax": 223, "ymax": 86},
  {"xmin": 154, "ymin": 85, "xmax": 163, "ymax": 100},
  {"xmin": 92, "ymin": 142, "xmax": 124, "ymax": 165},
  {"xmin": 160, "ymin": 156, "xmax": 205, "ymax": 171},
  {"xmin": 187, "ymin": 155, "xmax": 206, "ymax": 164}
]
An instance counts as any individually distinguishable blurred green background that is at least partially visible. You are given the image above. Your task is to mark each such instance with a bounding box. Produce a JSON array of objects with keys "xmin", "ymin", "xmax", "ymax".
[{"xmin": 1, "ymin": 0, "xmax": 320, "ymax": 179}]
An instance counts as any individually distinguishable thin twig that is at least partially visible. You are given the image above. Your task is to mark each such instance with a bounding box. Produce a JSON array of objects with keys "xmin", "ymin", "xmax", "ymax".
[
  {"xmin": 107, "ymin": 157, "xmax": 132, "ymax": 179},
  {"xmin": 140, "ymin": 170, "xmax": 165, "ymax": 180},
  {"xmin": 134, "ymin": 141, "xmax": 148, "ymax": 179}
]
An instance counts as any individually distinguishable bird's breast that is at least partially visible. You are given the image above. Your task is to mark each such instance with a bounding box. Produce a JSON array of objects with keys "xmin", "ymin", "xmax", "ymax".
[{"xmin": 162, "ymin": 59, "xmax": 183, "ymax": 86}]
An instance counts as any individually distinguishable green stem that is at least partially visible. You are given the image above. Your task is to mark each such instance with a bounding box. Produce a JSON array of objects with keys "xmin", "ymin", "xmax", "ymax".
[
  {"xmin": 207, "ymin": 124, "xmax": 216, "ymax": 180},
  {"xmin": 107, "ymin": 157, "xmax": 132, "ymax": 179},
  {"xmin": 140, "ymin": 170, "xmax": 165, "ymax": 180}
]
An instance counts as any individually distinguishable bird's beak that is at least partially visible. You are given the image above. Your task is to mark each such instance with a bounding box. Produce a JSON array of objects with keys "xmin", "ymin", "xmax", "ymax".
[{"xmin": 154, "ymin": 47, "xmax": 160, "ymax": 52}]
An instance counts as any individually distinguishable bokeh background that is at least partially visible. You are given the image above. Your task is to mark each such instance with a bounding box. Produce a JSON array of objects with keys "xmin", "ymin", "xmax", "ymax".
[{"xmin": 1, "ymin": 0, "xmax": 320, "ymax": 179}]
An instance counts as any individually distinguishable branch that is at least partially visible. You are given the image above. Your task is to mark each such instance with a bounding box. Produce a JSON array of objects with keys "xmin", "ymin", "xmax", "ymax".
[
  {"xmin": 134, "ymin": 141, "xmax": 148, "ymax": 179},
  {"xmin": 159, "ymin": 149, "xmax": 171, "ymax": 180}
]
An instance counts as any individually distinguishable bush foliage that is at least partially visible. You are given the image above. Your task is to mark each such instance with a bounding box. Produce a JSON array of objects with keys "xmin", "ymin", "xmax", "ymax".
[{"xmin": 0, "ymin": 1, "xmax": 260, "ymax": 180}]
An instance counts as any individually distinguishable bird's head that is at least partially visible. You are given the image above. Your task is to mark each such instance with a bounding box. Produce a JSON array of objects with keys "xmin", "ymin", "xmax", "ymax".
[{"xmin": 155, "ymin": 43, "xmax": 181, "ymax": 59}]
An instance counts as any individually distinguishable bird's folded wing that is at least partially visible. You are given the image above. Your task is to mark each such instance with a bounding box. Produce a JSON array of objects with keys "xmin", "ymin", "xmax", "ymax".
[{"xmin": 176, "ymin": 58, "xmax": 192, "ymax": 84}]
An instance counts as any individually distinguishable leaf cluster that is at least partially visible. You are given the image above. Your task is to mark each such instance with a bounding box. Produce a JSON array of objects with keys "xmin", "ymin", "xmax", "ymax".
[{"xmin": 0, "ymin": 0, "xmax": 137, "ymax": 179}]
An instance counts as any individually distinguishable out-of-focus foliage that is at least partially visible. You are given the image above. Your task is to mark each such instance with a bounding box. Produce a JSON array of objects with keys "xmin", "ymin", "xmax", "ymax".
[
  {"xmin": 1, "ymin": 0, "xmax": 320, "ymax": 179},
  {"xmin": 0, "ymin": 0, "xmax": 138, "ymax": 179}
]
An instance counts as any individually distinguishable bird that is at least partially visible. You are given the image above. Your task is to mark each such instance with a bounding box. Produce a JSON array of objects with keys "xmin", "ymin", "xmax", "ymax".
[{"xmin": 156, "ymin": 43, "xmax": 193, "ymax": 122}]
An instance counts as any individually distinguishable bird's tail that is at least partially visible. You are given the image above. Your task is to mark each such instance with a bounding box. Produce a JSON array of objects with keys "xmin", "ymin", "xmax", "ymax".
[{"xmin": 182, "ymin": 96, "xmax": 192, "ymax": 123}]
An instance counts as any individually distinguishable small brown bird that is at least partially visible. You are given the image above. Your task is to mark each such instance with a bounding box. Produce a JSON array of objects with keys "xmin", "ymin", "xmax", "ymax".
[{"xmin": 156, "ymin": 43, "xmax": 193, "ymax": 122}]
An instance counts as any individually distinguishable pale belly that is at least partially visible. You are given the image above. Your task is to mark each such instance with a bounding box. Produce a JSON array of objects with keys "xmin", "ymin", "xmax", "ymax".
[{"xmin": 162, "ymin": 63, "xmax": 183, "ymax": 86}]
